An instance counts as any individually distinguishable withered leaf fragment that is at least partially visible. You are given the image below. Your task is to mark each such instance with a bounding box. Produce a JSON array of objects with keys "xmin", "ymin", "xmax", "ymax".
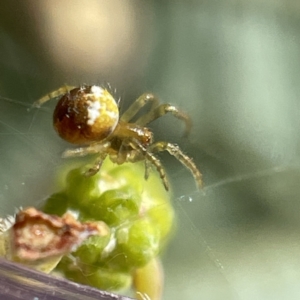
[{"xmin": 12, "ymin": 207, "xmax": 109, "ymax": 261}]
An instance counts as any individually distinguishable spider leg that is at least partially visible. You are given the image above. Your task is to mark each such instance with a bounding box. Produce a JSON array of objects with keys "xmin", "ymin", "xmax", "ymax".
[
  {"xmin": 62, "ymin": 142, "xmax": 111, "ymax": 158},
  {"xmin": 121, "ymin": 93, "xmax": 159, "ymax": 122},
  {"xmin": 149, "ymin": 141, "xmax": 203, "ymax": 189},
  {"xmin": 33, "ymin": 85, "xmax": 76, "ymax": 108},
  {"xmin": 62, "ymin": 142, "xmax": 110, "ymax": 176},
  {"xmin": 129, "ymin": 141, "xmax": 170, "ymax": 191},
  {"xmin": 136, "ymin": 104, "xmax": 192, "ymax": 138},
  {"xmin": 84, "ymin": 153, "xmax": 108, "ymax": 176},
  {"xmin": 144, "ymin": 159, "xmax": 152, "ymax": 180}
]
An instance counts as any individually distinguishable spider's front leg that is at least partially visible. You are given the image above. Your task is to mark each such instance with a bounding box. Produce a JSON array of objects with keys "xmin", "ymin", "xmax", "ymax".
[
  {"xmin": 33, "ymin": 85, "xmax": 76, "ymax": 108},
  {"xmin": 136, "ymin": 104, "xmax": 192, "ymax": 138},
  {"xmin": 121, "ymin": 93, "xmax": 159, "ymax": 122},
  {"xmin": 149, "ymin": 141, "xmax": 203, "ymax": 189},
  {"xmin": 62, "ymin": 142, "xmax": 111, "ymax": 158},
  {"xmin": 129, "ymin": 141, "xmax": 170, "ymax": 191},
  {"xmin": 62, "ymin": 142, "xmax": 110, "ymax": 176},
  {"xmin": 84, "ymin": 153, "xmax": 108, "ymax": 176}
]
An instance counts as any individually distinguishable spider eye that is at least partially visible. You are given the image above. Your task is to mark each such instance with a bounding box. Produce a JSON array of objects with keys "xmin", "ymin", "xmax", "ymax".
[{"xmin": 53, "ymin": 85, "xmax": 119, "ymax": 145}]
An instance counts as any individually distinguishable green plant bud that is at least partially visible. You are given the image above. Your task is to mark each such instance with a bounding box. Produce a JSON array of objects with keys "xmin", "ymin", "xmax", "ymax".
[
  {"xmin": 65, "ymin": 167, "xmax": 100, "ymax": 207},
  {"xmin": 147, "ymin": 203, "xmax": 175, "ymax": 244},
  {"xmin": 59, "ymin": 257, "xmax": 132, "ymax": 292},
  {"xmin": 115, "ymin": 218, "xmax": 160, "ymax": 268},
  {"xmin": 74, "ymin": 234, "xmax": 111, "ymax": 265},
  {"xmin": 83, "ymin": 267, "xmax": 132, "ymax": 291},
  {"xmin": 45, "ymin": 159, "xmax": 175, "ymax": 293},
  {"xmin": 42, "ymin": 192, "xmax": 69, "ymax": 216},
  {"xmin": 87, "ymin": 188, "xmax": 140, "ymax": 226},
  {"xmin": 106, "ymin": 164, "xmax": 145, "ymax": 193}
]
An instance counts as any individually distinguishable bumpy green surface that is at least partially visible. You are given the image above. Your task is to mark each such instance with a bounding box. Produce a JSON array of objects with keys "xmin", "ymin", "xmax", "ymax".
[{"xmin": 43, "ymin": 159, "xmax": 175, "ymax": 291}]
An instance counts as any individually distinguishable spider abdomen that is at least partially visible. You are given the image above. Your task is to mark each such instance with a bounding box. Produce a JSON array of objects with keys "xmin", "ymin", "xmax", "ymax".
[{"xmin": 53, "ymin": 86, "xmax": 119, "ymax": 145}]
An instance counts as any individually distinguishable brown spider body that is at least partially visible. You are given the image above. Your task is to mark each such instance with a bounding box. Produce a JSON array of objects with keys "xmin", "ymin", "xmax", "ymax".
[
  {"xmin": 53, "ymin": 86, "xmax": 119, "ymax": 144},
  {"xmin": 35, "ymin": 85, "xmax": 202, "ymax": 191}
]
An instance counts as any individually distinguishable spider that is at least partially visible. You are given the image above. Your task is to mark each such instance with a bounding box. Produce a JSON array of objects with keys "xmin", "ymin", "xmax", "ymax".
[{"xmin": 34, "ymin": 85, "xmax": 202, "ymax": 191}]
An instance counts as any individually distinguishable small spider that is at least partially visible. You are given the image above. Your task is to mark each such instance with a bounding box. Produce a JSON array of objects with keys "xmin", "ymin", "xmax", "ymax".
[{"xmin": 34, "ymin": 85, "xmax": 202, "ymax": 191}]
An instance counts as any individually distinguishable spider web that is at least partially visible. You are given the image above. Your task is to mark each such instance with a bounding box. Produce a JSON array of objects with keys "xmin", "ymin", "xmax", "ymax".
[{"xmin": 1, "ymin": 18, "xmax": 300, "ymax": 300}]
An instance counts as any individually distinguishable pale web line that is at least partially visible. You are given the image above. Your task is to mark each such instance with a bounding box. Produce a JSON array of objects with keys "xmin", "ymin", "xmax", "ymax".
[
  {"xmin": 0, "ymin": 94, "xmax": 54, "ymax": 135},
  {"xmin": 174, "ymin": 163, "xmax": 299, "ymax": 200},
  {"xmin": 0, "ymin": 118, "xmax": 58, "ymax": 163},
  {"xmin": 173, "ymin": 199, "xmax": 240, "ymax": 298},
  {"xmin": 204, "ymin": 164, "xmax": 297, "ymax": 192},
  {"xmin": 0, "ymin": 95, "xmax": 50, "ymax": 112},
  {"xmin": 0, "ymin": 95, "xmax": 51, "ymax": 140}
]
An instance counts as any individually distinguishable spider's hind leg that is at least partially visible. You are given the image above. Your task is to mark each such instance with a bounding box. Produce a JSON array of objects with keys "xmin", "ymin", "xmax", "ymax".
[
  {"xmin": 33, "ymin": 85, "xmax": 76, "ymax": 108},
  {"xmin": 136, "ymin": 104, "xmax": 192, "ymax": 138},
  {"xmin": 149, "ymin": 141, "xmax": 203, "ymax": 189}
]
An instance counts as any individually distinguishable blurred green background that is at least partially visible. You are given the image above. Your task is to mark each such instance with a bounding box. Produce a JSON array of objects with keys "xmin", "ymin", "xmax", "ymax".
[{"xmin": 1, "ymin": 1, "xmax": 300, "ymax": 299}]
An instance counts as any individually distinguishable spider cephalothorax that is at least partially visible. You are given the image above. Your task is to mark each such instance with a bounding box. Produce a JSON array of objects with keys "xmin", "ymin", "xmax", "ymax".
[{"xmin": 34, "ymin": 85, "xmax": 202, "ymax": 191}]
